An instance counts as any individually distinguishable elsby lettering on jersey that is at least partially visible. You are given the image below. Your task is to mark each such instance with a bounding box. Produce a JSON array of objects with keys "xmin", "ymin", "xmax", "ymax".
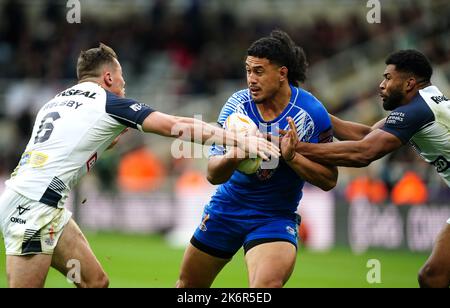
[
  {"xmin": 43, "ymin": 100, "xmax": 83, "ymax": 111},
  {"xmin": 56, "ymin": 89, "xmax": 97, "ymax": 99}
]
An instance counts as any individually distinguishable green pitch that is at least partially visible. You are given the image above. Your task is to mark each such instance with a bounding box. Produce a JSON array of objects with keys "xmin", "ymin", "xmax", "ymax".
[{"xmin": 0, "ymin": 232, "xmax": 429, "ymax": 288}]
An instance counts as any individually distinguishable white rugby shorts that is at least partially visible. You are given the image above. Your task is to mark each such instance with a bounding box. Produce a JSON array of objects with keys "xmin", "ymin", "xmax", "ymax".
[{"xmin": 0, "ymin": 188, "xmax": 72, "ymax": 255}]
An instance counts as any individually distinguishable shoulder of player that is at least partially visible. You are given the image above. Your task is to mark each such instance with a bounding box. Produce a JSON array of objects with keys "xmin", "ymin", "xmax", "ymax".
[
  {"xmin": 391, "ymin": 92, "xmax": 434, "ymax": 116},
  {"xmin": 104, "ymin": 91, "xmax": 146, "ymax": 112},
  {"xmin": 222, "ymin": 89, "xmax": 251, "ymax": 111},
  {"xmin": 385, "ymin": 93, "xmax": 435, "ymax": 127},
  {"xmin": 226, "ymin": 89, "xmax": 252, "ymax": 105},
  {"xmin": 216, "ymin": 89, "xmax": 251, "ymax": 126},
  {"xmin": 292, "ymin": 87, "xmax": 329, "ymax": 116}
]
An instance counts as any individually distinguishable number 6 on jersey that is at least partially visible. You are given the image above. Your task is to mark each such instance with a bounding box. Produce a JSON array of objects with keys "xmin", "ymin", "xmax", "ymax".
[{"xmin": 34, "ymin": 112, "xmax": 61, "ymax": 144}]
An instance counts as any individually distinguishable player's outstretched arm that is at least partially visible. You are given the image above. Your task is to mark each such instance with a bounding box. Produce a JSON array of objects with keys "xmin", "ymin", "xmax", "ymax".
[
  {"xmin": 329, "ymin": 114, "xmax": 372, "ymax": 141},
  {"xmin": 281, "ymin": 117, "xmax": 337, "ymax": 191},
  {"xmin": 371, "ymin": 117, "xmax": 387, "ymax": 131},
  {"xmin": 141, "ymin": 111, "xmax": 280, "ymax": 160},
  {"xmin": 297, "ymin": 128, "xmax": 403, "ymax": 167}
]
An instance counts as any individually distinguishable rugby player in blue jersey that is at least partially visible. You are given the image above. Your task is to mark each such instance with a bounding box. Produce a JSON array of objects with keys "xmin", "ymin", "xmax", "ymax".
[
  {"xmin": 297, "ymin": 50, "xmax": 450, "ymax": 288},
  {"xmin": 176, "ymin": 30, "xmax": 338, "ymax": 288}
]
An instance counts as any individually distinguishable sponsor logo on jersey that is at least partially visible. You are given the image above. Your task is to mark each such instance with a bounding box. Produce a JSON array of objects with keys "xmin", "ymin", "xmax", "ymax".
[
  {"xmin": 86, "ymin": 153, "xmax": 98, "ymax": 172},
  {"xmin": 16, "ymin": 151, "xmax": 48, "ymax": 169},
  {"xmin": 30, "ymin": 152, "xmax": 48, "ymax": 168},
  {"xmin": 430, "ymin": 95, "xmax": 449, "ymax": 104},
  {"xmin": 199, "ymin": 213, "xmax": 210, "ymax": 232},
  {"xmin": 129, "ymin": 103, "xmax": 143, "ymax": 112},
  {"xmin": 10, "ymin": 217, "xmax": 26, "ymax": 225},
  {"xmin": 286, "ymin": 226, "xmax": 297, "ymax": 237},
  {"xmin": 19, "ymin": 152, "xmax": 31, "ymax": 167},
  {"xmin": 56, "ymin": 89, "xmax": 97, "ymax": 99},
  {"xmin": 17, "ymin": 205, "xmax": 30, "ymax": 215},
  {"xmin": 386, "ymin": 111, "xmax": 405, "ymax": 125}
]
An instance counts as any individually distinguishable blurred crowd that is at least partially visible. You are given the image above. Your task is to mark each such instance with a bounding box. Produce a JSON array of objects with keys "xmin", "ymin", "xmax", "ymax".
[
  {"xmin": 0, "ymin": 0, "xmax": 449, "ymax": 204},
  {"xmin": 1, "ymin": 1, "xmax": 449, "ymax": 89}
]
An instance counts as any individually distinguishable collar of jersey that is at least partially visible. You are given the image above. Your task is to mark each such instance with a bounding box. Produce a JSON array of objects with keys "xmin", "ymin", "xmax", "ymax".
[{"xmin": 249, "ymin": 84, "xmax": 299, "ymax": 125}]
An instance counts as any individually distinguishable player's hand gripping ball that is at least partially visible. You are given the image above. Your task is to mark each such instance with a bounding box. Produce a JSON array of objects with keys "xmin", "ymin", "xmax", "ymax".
[{"xmin": 224, "ymin": 113, "xmax": 263, "ymax": 174}]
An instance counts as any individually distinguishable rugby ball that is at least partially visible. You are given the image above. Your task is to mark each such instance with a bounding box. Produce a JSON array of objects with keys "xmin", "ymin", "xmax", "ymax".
[{"xmin": 224, "ymin": 113, "xmax": 262, "ymax": 174}]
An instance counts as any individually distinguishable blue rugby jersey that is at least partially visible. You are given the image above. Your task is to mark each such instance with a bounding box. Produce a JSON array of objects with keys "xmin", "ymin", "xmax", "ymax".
[{"xmin": 208, "ymin": 85, "xmax": 333, "ymax": 215}]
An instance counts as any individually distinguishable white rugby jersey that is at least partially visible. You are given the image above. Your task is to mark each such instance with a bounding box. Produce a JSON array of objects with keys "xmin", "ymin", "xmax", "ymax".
[
  {"xmin": 382, "ymin": 85, "xmax": 450, "ymax": 187},
  {"xmin": 6, "ymin": 81, "xmax": 154, "ymax": 208}
]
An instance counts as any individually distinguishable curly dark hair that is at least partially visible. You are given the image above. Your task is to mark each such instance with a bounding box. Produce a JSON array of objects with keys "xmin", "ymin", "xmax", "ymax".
[
  {"xmin": 247, "ymin": 30, "xmax": 308, "ymax": 86},
  {"xmin": 385, "ymin": 50, "xmax": 433, "ymax": 82}
]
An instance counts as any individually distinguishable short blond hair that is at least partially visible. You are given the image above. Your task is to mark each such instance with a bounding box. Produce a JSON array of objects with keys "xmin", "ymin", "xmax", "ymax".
[{"xmin": 76, "ymin": 43, "xmax": 118, "ymax": 80}]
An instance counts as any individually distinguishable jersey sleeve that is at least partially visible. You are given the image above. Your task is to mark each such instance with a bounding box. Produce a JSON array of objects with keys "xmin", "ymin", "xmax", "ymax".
[
  {"xmin": 105, "ymin": 91, "xmax": 155, "ymax": 131},
  {"xmin": 381, "ymin": 96, "xmax": 435, "ymax": 144},
  {"xmin": 208, "ymin": 92, "xmax": 243, "ymax": 157},
  {"xmin": 217, "ymin": 92, "xmax": 244, "ymax": 126},
  {"xmin": 310, "ymin": 100, "xmax": 333, "ymax": 144}
]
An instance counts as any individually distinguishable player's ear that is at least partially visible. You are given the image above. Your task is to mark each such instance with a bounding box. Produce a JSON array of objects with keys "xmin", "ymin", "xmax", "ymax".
[
  {"xmin": 405, "ymin": 77, "xmax": 416, "ymax": 92},
  {"xmin": 104, "ymin": 71, "xmax": 113, "ymax": 87},
  {"xmin": 279, "ymin": 66, "xmax": 288, "ymax": 82}
]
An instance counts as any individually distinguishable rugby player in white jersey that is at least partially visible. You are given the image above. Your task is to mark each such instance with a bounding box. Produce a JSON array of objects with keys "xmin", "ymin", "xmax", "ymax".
[
  {"xmin": 295, "ymin": 50, "xmax": 450, "ymax": 288},
  {"xmin": 0, "ymin": 43, "xmax": 279, "ymax": 288}
]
